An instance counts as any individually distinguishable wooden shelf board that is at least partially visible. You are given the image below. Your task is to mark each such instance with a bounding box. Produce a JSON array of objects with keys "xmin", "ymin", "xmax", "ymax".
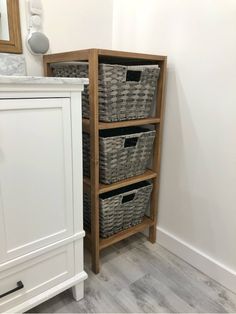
[
  {"xmin": 99, "ymin": 118, "xmax": 160, "ymax": 129},
  {"xmin": 83, "ymin": 170, "xmax": 157, "ymax": 194},
  {"xmin": 99, "ymin": 170, "xmax": 157, "ymax": 194},
  {"xmin": 43, "ymin": 49, "xmax": 90, "ymax": 63},
  {"xmin": 44, "ymin": 49, "xmax": 167, "ymax": 64},
  {"xmin": 97, "ymin": 49, "xmax": 167, "ymax": 61},
  {"xmin": 99, "ymin": 216, "xmax": 155, "ymax": 250},
  {"xmin": 83, "ymin": 118, "xmax": 160, "ymax": 132}
]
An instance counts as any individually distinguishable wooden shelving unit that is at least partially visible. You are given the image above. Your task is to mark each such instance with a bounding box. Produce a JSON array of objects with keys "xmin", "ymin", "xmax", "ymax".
[{"xmin": 43, "ymin": 49, "xmax": 167, "ymax": 274}]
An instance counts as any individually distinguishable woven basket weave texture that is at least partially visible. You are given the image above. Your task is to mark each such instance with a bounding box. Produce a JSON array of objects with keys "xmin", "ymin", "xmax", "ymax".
[
  {"xmin": 51, "ymin": 62, "xmax": 160, "ymax": 122},
  {"xmin": 83, "ymin": 127, "xmax": 157, "ymax": 184},
  {"xmin": 83, "ymin": 181, "xmax": 153, "ymax": 238}
]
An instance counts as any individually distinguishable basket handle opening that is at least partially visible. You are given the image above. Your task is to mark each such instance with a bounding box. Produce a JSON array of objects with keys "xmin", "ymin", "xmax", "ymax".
[
  {"xmin": 124, "ymin": 137, "xmax": 139, "ymax": 148},
  {"xmin": 126, "ymin": 70, "xmax": 142, "ymax": 82},
  {"xmin": 122, "ymin": 192, "xmax": 136, "ymax": 204}
]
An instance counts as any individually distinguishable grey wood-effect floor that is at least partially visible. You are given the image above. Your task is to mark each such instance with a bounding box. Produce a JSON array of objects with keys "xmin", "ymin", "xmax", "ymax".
[{"xmin": 30, "ymin": 234, "xmax": 236, "ymax": 313}]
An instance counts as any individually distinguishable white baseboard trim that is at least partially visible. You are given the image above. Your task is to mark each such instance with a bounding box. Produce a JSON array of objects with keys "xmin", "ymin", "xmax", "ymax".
[{"xmin": 157, "ymin": 227, "xmax": 236, "ymax": 293}]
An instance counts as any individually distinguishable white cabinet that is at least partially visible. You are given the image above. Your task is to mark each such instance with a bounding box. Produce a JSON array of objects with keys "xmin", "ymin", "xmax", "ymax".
[{"xmin": 0, "ymin": 76, "xmax": 88, "ymax": 313}]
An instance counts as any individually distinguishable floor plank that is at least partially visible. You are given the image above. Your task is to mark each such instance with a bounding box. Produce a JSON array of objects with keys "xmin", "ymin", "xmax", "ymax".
[{"xmin": 29, "ymin": 234, "xmax": 236, "ymax": 313}]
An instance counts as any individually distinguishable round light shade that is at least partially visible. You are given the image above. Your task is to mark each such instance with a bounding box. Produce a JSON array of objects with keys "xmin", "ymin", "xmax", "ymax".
[{"xmin": 27, "ymin": 32, "xmax": 49, "ymax": 55}]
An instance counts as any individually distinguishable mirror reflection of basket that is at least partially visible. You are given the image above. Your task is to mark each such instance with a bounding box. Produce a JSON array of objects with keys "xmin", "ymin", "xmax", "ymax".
[
  {"xmin": 84, "ymin": 181, "xmax": 153, "ymax": 238},
  {"xmin": 51, "ymin": 62, "xmax": 160, "ymax": 122},
  {"xmin": 83, "ymin": 127, "xmax": 157, "ymax": 184}
]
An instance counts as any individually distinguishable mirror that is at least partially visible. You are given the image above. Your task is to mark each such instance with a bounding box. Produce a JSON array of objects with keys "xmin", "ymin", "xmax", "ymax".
[
  {"xmin": 0, "ymin": 0, "xmax": 22, "ymax": 53},
  {"xmin": 0, "ymin": 0, "xmax": 9, "ymax": 40}
]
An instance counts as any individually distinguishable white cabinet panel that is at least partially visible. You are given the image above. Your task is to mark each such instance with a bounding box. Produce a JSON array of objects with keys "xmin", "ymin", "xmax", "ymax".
[
  {"xmin": 0, "ymin": 98, "xmax": 74, "ymax": 262},
  {"xmin": 0, "ymin": 243, "xmax": 74, "ymax": 313}
]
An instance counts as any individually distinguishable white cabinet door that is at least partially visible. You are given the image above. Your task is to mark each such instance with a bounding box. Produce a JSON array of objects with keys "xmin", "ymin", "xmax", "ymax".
[{"xmin": 0, "ymin": 98, "xmax": 74, "ymax": 263}]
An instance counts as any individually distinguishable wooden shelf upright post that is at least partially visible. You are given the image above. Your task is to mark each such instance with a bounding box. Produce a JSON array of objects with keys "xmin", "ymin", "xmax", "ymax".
[
  {"xmin": 149, "ymin": 57, "xmax": 167, "ymax": 243},
  {"xmin": 88, "ymin": 50, "xmax": 100, "ymax": 273}
]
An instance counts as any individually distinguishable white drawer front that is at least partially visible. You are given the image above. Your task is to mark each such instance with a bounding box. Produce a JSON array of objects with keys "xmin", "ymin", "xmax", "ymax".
[
  {"xmin": 0, "ymin": 244, "xmax": 74, "ymax": 312},
  {"xmin": 0, "ymin": 98, "xmax": 75, "ymax": 262}
]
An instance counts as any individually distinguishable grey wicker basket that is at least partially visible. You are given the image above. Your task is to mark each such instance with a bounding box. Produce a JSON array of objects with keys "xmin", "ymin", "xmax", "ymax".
[
  {"xmin": 50, "ymin": 62, "xmax": 160, "ymax": 122},
  {"xmin": 83, "ymin": 127, "xmax": 156, "ymax": 184},
  {"xmin": 84, "ymin": 181, "xmax": 153, "ymax": 238}
]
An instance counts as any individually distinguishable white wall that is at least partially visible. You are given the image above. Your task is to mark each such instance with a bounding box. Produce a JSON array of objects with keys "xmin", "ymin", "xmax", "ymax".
[
  {"xmin": 16, "ymin": 0, "xmax": 236, "ymax": 292},
  {"xmin": 19, "ymin": 0, "xmax": 114, "ymax": 75},
  {"xmin": 113, "ymin": 0, "xmax": 236, "ymax": 292}
]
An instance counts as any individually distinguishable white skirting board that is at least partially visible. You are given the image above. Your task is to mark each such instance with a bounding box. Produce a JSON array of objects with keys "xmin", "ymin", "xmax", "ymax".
[{"xmin": 157, "ymin": 227, "xmax": 236, "ymax": 294}]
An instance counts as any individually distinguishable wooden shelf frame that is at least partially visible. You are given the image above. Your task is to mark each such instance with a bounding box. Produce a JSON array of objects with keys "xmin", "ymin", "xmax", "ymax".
[
  {"xmin": 84, "ymin": 169, "xmax": 157, "ymax": 194},
  {"xmin": 86, "ymin": 216, "xmax": 155, "ymax": 250},
  {"xmin": 43, "ymin": 49, "xmax": 167, "ymax": 274},
  {"xmin": 100, "ymin": 216, "xmax": 155, "ymax": 250},
  {"xmin": 83, "ymin": 117, "xmax": 161, "ymax": 133}
]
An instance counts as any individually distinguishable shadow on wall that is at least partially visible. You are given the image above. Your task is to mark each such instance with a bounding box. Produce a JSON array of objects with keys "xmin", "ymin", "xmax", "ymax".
[{"xmin": 158, "ymin": 64, "xmax": 219, "ymax": 257}]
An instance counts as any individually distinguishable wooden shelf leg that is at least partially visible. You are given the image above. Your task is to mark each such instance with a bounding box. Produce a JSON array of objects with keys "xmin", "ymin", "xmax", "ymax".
[
  {"xmin": 91, "ymin": 238, "xmax": 100, "ymax": 273},
  {"xmin": 148, "ymin": 225, "xmax": 157, "ymax": 243},
  {"xmin": 148, "ymin": 140, "xmax": 159, "ymax": 244},
  {"xmin": 92, "ymin": 255, "xmax": 100, "ymax": 274},
  {"xmin": 91, "ymin": 192, "xmax": 100, "ymax": 274}
]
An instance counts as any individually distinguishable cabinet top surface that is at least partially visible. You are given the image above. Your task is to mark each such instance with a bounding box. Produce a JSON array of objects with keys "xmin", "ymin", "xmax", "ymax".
[{"xmin": 0, "ymin": 75, "xmax": 89, "ymax": 86}]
